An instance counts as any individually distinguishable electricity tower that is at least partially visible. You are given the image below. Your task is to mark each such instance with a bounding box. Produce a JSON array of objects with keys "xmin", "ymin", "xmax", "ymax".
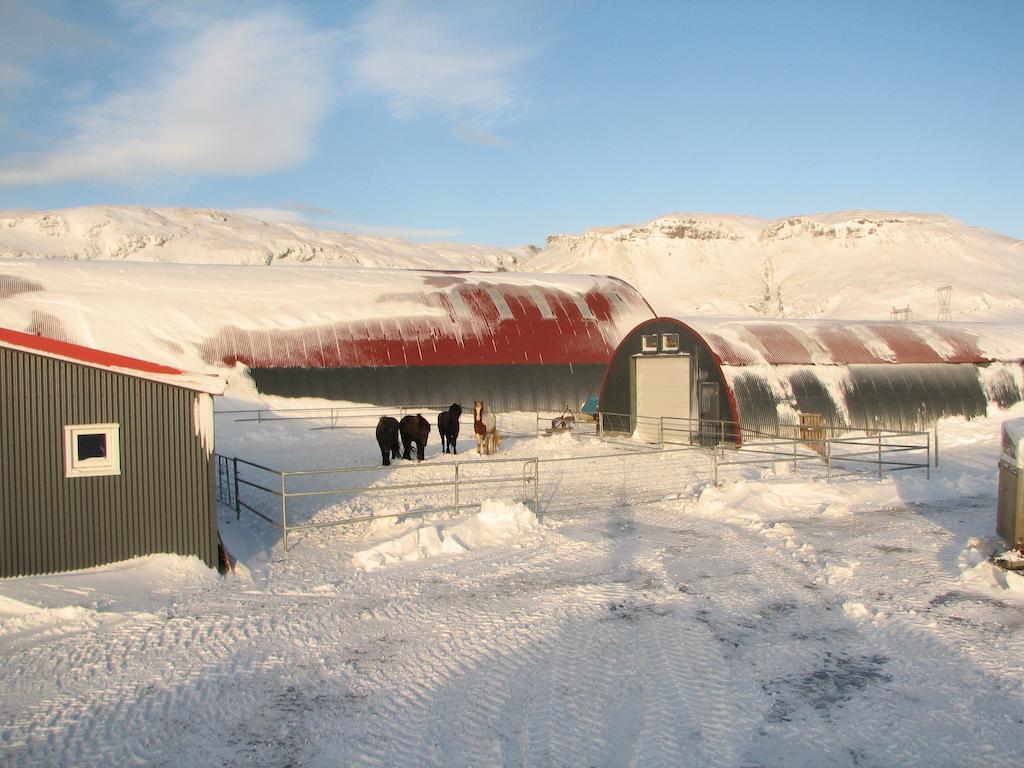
[{"xmin": 937, "ymin": 285, "xmax": 953, "ymax": 321}]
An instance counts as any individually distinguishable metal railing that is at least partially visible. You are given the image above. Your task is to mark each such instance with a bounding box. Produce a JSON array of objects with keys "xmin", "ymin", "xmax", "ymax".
[
  {"xmin": 215, "ymin": 452, "xmax": 539, "ymax": 552},
  {"xmin": 216, "ymin": 404, "xmax": 449, "ymax": 430},
  {"xmin": 596, "ymin": 412, "xmax": 932, "ymax": 483}
]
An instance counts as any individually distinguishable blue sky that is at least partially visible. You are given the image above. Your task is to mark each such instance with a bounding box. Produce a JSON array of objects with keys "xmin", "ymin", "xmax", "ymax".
[{"xmin": 0, "ymin": 0, "xmax": 1021, "ymax": 246}]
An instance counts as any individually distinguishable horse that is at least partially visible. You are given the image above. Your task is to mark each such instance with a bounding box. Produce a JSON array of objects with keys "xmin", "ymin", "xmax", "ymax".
[
  {"xmin": 375, "ymin": 416, "xmax": 401, "ymax": 466},
  {"xmin": 473, "ymin": 400, "xmax": 499, "ymax": 455},
  {"xmin": 437, "ymin": 403, "xmax": 462, "ymax": 454},
  {"xmin": 399, "ymin": 413, "xmax": 431, "ymax": 461}
]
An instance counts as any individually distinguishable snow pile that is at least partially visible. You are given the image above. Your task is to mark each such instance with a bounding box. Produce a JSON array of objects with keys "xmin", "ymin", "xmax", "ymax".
[
  {"xmin": 352, "ymin": 499, "xmax": 539, "ymax": 571},
  {"xmin": 959, "ymin": 538, "xmax": 1024, "ymax": 600}
]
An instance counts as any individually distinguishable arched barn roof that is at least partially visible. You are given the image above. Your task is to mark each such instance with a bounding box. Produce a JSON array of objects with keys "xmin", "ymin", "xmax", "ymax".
[
  {"xmin": 600, "ymin": 317, "xmax": 1024, "ymax": 438},
  {"xmin": 198, "ymin": 268, "xmax": 655, "ymax": 370},
  {"xmin": 675, "ymin": 318, "xmax": 1024, "ymax": 367}
]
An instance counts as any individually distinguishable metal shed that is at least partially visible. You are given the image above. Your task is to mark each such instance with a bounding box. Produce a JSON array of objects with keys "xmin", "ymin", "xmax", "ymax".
[
  {"xmin": 600, "ymin": 317, "xmax": 1024, "ymax": 442},
  {"xmin": 0, "ymin": 328, "xmax": 225, "ymax": 578}
]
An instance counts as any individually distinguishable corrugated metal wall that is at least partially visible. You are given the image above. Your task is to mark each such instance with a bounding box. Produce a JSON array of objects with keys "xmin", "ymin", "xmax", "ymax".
[
  {"xmin": 1, "ymin": 347, "xmax": 218, "ymax": 578},
  {"xmin": 250, "ymin": 363, "xmax": 608, "ymax": 413}
]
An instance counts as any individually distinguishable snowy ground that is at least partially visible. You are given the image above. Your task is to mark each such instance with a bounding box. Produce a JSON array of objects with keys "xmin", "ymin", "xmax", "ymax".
[{"xmin": 2, "ymin": 399, "xmax": 1024, "ymax": 767}]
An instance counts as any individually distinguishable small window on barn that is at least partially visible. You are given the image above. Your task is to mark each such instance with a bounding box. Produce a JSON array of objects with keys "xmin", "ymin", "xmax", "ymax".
[
  {"xmin": 661, "ymin": 333, "xmax": 680, "ymax": 352},
  {"xmin": 64, "ymin": 423, "xmax": 121, "ymax": 478},
  {"xmin": 641, "ymin": 334, "xmax": 659, "ymax": 353}
]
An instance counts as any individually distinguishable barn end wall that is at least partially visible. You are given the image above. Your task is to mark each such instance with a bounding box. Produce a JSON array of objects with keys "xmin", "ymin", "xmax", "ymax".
[
  {"xmin": 1, "ymin": 346, "xmax": 219, "ymax": 578},
  {"xmin": 600, "ymin": 319, "xmax": 737, "ymax": 426},
  {"xmin": 250, "ymin": 364, "xmax": 608, "ymax": 413}
]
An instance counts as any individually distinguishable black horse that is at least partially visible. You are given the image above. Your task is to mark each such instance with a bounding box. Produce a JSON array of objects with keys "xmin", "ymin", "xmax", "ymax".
[
  {"xmin": 375, "ymin": 416, "xmax": 401, "ymax": 466},
  {"xmin": 437, "ymin": 403, "xmax": 462, "ymax": 454},
  {"xmin": 399, "ymin": 414, "xmax": 431, "ymax": 461}
]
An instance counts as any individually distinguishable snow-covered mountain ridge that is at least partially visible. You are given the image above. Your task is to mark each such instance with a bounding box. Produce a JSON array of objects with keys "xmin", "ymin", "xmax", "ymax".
[
  {"xmin": 2, "ymin": 205, "xmax": 1022, "ymax": 321},
  {"xmin": 0, "ymin": 206, "xmax": 529, "ymax": 271},
  {"xmin": 528, "ymin": 212, "xmax": 1024, "ymax": 321}
]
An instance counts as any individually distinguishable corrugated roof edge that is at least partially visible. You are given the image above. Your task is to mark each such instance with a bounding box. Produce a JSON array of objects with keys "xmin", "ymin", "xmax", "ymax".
[{"xmin": 0, "ymin": 327, "xmax": 225, "ymax": 395}]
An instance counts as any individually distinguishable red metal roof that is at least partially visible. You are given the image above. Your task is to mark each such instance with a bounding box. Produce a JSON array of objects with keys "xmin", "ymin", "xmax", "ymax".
[
  {"xmin": 677, "ymin": 318, "xmax": 1021, "ymax": 366},
  {"xmin": 200, "ymin": 276, "xmax": 655, "ymax": 369},
  {"xmin": 0, "ymin": 327, "xmax": 224, "ymax": 394}
]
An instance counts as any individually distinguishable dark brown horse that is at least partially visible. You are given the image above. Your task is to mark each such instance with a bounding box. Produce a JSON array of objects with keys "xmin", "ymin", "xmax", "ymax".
[
  {"xmin": 399, "ymin": 414, "xmax": 431, "ymax": 461},
  {"xmin": 437, "ymin": 403, "xmax": 462, "ymax": 454},
  {"xmin": 375, "ymin": 416, "xmax": 400, "ymax": 466}
]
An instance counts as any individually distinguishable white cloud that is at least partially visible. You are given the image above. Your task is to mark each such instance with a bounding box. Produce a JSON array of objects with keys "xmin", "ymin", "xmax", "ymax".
[
  {"xmin": 0, "ymin": 9, "xmax": 332, "ymax": 185},
  {"xmin": 350, "ymin": 0, "xmax": 534, "ymax": 122}
]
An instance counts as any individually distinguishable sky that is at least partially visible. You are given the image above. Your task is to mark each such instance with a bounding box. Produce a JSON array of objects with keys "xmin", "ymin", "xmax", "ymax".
[{"xmin": 0, "ymin": 0, "xmax": 1021, "ymax": 247}]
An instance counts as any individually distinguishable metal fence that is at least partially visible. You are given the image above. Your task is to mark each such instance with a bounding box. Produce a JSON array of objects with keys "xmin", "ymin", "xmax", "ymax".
[
  {"xmin": 216, "ymin": 404, "xmax": 446, "ymax": 430},
  {"xmin": 216, "ymin": 452, "xmax": 540, "ymax": 552},
  {"xmin": 215, "ymin": 406, "xmax": 933, "ymax": 552},
  {"xmin": 597, "ymin": 412, "xmax": 932, "ymax": 482}
]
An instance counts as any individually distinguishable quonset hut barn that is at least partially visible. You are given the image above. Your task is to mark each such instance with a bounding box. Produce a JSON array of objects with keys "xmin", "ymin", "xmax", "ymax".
[
  {"xmin": 0, "ymin": 262, "xmax": 655, "ymax": 413},
  {"xmin": 600, "ymin": 318, "xmax": 1024, "ymax": 442},
  {"xmin": 197, "ymin": 268, "xmax": 656, "ymax": 411},
  {"xmin": 0, "ymin": 327, "xmax": 224, "ymax": 577}
]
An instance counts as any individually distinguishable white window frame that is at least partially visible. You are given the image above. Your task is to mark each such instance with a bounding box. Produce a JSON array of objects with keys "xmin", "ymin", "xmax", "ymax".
[
  {"xmin": 661, "ymin": 333, "xmax": 680, "ymax": 352},
  {"xmin": 641, "ymin": 334, "xmax": 660, "ymax": 353},
  {"xmin": 64, "ymin": 423, "xmax": 121, "ymax": 478}
]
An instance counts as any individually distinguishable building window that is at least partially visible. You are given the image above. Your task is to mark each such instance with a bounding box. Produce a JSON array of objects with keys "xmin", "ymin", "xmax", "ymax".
[
  {"xmin": 641, "ymin": 334, "xmax": 659, "ymax": 353},
  {"xmin": 661, "ymin": 333, "xmax": 680, "ymax": 352},
  {"xmin": 64, "ymin": 423, "xmax": 121, "ymax": 478}
]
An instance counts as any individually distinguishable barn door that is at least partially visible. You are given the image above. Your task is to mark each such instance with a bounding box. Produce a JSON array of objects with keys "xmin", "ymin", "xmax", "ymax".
[
  {"xmin": 699, "ymin": 382, "xmax": 720, "ymax": 445},
  {"xmin": 632, "ymin": 355, "xmax": 691, "ymax": 442}
]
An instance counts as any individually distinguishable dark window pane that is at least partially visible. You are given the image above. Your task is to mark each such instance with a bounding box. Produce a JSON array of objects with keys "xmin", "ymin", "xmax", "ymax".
[{"xmin": 77, "ymin": 433, "xmax": 107, "ymax": 460}]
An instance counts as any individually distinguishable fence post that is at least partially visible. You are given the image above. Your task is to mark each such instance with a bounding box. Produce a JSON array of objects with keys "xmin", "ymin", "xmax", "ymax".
[
  {"xmin": 659, "ymin": 417, "xmax": 664, "ymax": 448},
  {"xmin": 927, "ymin": 431, "xmax": 931, "ymax": 480},
  {"xmin": 793, "ymin": 432, "xmax": 798, "ymax": 473},
  {"xmin": 280, "ymin": 472, "xmax": 289, "ymax": 554},
  {"xmin": 712, "ymin": 450, "xmax": 719, "ymax": 487},
  {"xmin": 877, "ymin": 433, "xmax": 883, "ymax": 479},
  {"xmin": 534, "ymin": 459, "xmax": 540, "ymax": 514},
  {"xmin": 598, "ymin": 412, "xmax": 604, "ymax": 439},
  {"xmin": 934, "ymin": 422, "xmax": 939, "ymax": 468},
  {"xmin": 826, "ymin": 439, "xmax": 832, "ymax": 483},
  {"xmin": 454, "ymin": 463, "xmax": 460, "ymax": 514},
  {"xmin": 233, "ymin": 457, "xmax": 240, "ymax": 519}
]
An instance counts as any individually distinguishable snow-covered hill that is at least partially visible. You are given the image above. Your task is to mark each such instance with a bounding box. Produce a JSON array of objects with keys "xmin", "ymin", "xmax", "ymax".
[
  {"xmin": 524, "ymin": 212, "xmax": 1024, "ymax": 321},
  {"xmin": 0, "ymin": 206, "xmax": 529, "ymax": 271},
  {"xmin": 2, "ymin": 206, "xmax": 1022, "ymax": 322}
]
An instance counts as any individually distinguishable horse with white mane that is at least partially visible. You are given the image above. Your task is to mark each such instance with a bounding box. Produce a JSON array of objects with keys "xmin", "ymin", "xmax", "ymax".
[{"xmin": 472, "ymin": 400, "xmax": 499, "ymax": 455}]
